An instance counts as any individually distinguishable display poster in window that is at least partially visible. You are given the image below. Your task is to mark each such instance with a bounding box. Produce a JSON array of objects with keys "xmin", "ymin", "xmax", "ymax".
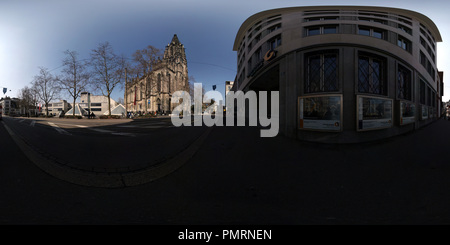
[
  {"xmin": 298, "ymin": 95, "xmax": 342, "ymax": 131},
  {"xmin": 421, "ymin": 105, "xmax": 428, "ymax": 120},
  {"xmin": 357, "ymin": 96, "xmax": 392, "ymax": 131},
  {"xmin": 430, "ymin": 107, "xmax": 435, "ymax": 119},
  {"xmin": 400, "ymin": 101, "xmax": 415, "ymax": 125}
]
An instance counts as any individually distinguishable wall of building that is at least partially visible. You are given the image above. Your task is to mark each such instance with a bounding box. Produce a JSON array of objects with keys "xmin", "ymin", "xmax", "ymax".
[
  {"xmin": 233, "ymin": 6, "xmax": 443, "ymax": 143},
  {"xmin": 44, "ymin": 100, "xmax": 71, "ymax": 116},
  {"xmin": 78, "ymin": 94, "xmax": 117, "ymax": 116}
]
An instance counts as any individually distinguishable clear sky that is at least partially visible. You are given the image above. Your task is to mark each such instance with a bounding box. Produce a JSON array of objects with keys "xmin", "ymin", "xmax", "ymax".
[{"xmin": 1, "ymin": 0, "xmax": 449, "ymax": 102}]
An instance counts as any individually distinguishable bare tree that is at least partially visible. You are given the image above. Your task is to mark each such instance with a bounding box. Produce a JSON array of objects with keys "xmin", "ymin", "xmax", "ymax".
[
  {"xmin": 29, "ymin": 85, "xmax": 40, "ymax": 116},
  {"xmin": 132, "ymin": 45, "xmax": 162, "ymax": 78},
  {"xmin": 32, "ymin": 67, "xmax": 60, "ymax": 116},
  {"xmin": 18, "ymin": 86, "xmax": 33, "ymax": 116},
  {"xmin": 117, "ymin": 97, "xmax": 124, "ymax": 105},
  {"xmin": 189, "ymin": 76, "xmax": 195, "ymax": 103},
  {"xmin": 189, "ymin": 75, "xmax": 205, "ymax": 103},
  {"xmin": 59, "ymin": 50, "xmax": 91, "ymax": 116},
  {"xmin": 90, "ymin": 42, "xmax": 126, "ymax": 116},
  {"xmin": 126, "ymin": 45, "xmax": 163, "ymax": 112}
]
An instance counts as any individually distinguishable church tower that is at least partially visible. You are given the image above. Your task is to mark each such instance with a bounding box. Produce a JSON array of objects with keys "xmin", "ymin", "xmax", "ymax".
[
  {"xmin": 124, "ymin": 34, "xmax": 189, "ymax": 114},
  {"xmin": 163, "ymin": 34, "xmax": 188, "ymax": 93}
]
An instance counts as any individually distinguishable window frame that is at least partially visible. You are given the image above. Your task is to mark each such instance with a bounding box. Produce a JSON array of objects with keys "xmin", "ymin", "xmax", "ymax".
[
  {"xmin": 306, "ymin": 25, "xmax": 339, "ymax": 36},
  {"xmin": 398, "ymin": 24, "xmax": 412, "ymax": 35},
  {"xmin": 357, "ymin": 52, "xmax": 387, "ymax": 96},
  {"xmin": 358, "ymin": 26, "xmax": 386, "ymax": 40},
  {"xmin": 419, "ymin": 79, "xmax": 426, "ymax": 105},
  {"xmin": 268, "ymin": 34, "xmax": 282, "ymax": 50},
  {"xmin": 397, "ymin": 64, "xmax": 413, "ymax": 101},
  {"xmin": 397, "ymin": 35, "xmax": 412, "ymax": 53},
  {"xmin": 305, "ymin": 16, "xmax": 339, "ymax": 22},
  {"xmin": 304, "ymin": 50, "xmax": 339, "ymax": 94}
]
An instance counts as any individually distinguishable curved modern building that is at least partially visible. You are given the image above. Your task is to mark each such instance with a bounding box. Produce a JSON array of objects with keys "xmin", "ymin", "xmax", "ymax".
[{"xmin": 232, "ymin": 6, "xmax": 444, "ymax": 143}]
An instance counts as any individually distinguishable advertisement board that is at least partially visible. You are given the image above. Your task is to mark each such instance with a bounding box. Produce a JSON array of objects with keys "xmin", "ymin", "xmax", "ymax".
[
  {"xmin": 421, "ymin": 105, "xmax": 428, "ymax": 120},
  {"xmin": 400, "ymin": 101, "xmax": 415, "ymax": 125},
  {"xmin": 298, "ymin": 95, "xmax": 342, "ymax": 132},
  {"xmin": 357, "ymin": 96, "xmax": 392, "ymax": 131}
]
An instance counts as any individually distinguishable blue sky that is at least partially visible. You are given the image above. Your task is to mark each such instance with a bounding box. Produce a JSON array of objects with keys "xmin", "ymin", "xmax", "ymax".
[{"xmin": 1, "ymin": 0, "xmax": 449, "ymax": 102}]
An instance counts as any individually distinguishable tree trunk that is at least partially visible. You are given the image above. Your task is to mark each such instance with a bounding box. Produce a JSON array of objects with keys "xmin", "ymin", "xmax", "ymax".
[
  {"xmin": 108, "ymin": 94, "xmax": 111, "ymax": 116},
  {"xmin": 73, "ymin": 80, "xmax": 77, "ymax": 116},
  {"xmin": 145, "ymin": 79, "xmax": 148, "ymax": 112},
  {"xmin": 73, "ymin": 97, "xmax": 76, "ymax": 116}
]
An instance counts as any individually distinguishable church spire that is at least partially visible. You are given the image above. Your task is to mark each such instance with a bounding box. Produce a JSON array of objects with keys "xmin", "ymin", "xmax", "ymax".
[
  {"xmin": 163, "ymin": 34, "xmax": 187, "ymax": 65},
  {"xmin": 171, "ymin": 34, "xmax": 180, "ymax": 44}
]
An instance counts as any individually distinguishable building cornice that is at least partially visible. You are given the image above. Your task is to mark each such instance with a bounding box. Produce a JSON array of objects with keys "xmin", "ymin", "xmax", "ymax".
[{"xmin": 233, "ymin": 5, "xmax": 442, "ymax": 50}]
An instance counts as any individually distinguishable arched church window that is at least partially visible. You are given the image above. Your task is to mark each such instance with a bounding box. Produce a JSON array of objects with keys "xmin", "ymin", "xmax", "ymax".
[
  {"xmin": 168, "ymin": 73, "xmax": 171, "ymax": 93},
  {"xmin": 157, "ymin": 73, "xmax": 161, "ymax": 91}
]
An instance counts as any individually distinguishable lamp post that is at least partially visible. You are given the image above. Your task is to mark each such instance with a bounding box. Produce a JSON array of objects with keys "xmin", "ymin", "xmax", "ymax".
[
  {"xmin": 88, "ymin": 92, "xmax": 91, "ymax": 115},
  {"xmin": 125, "ymin": 68, "xmax": 128, "ymax": 114}
]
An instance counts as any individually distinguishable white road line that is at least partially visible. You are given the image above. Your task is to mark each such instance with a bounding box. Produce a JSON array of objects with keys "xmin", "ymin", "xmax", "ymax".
[
  {"xmin": 48, "ymin": 122, "xmax": 71, "ymax": 135},
  {"xmin": 116, "ymin": 125, "xmax": 137, "ymax": 128},
  {"xmin": 82, "ymin": 126, "xmax": 135, "ymax": 137},
  {"xmin": 30, "ymin": 121, "xmax": 35, "ymax": 127},
  {"xmin": 112, "ymin": 132, "xmax": 136, "ymax": 137},
  {"xmin": 19, "ymin": 119, "xmax": 25, "ymax": 123},
  {"xmin": 43, "ymin": 123, "xmax": 135, "ymax": 137},
  {"xmin": 88, "ymin": 128, "xmax": 114, "ymax": 133},
  {"xmin": 118, "ymin": 123, "xmax": 172, "ymax": 128}
]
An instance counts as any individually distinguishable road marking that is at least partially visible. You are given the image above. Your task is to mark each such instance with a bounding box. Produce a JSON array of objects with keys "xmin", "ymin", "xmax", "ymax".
[
  {"xmin": 146, "ymin": 122, "xmax": 168, "ymax": 125},
  {"xmin": 30, "ymin": 121, "xmax": 36, "ymax": 127},
  {"xmin": 112, "ymin": 132, "xmax": 136, "ymax": 137},
  {"xmin": 88, "ymin": 128, "xmax": 114, "ymax": 133},
  {"xmin": 48, "ymin": 122, "xmax": 71, "ymax": 135},
  {"xmin": 116, "ymin": 125, "xmax": 137, "ymax": 128},
  {"xmin": 19, "ymin": 119, "xmax": 25, "ymax": 123},
  {"xmin": 76, "ymin": 126, "xmax": 135, "ymax": 137},
  {"xmin": 143, "ymin": 126, "xmax": 165, "ymax": 129}
]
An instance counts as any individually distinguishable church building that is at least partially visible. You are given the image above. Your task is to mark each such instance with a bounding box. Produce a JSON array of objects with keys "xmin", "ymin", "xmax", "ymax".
[{"xmin": 124, "ymin": 34, "xmax": 189, "ymax": 114}]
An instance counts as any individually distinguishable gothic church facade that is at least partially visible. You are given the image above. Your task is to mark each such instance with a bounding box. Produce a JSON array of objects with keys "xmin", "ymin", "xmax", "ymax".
[{"xmin": 125, "ymin": 34, "xmax": 188, "ymax": 113}]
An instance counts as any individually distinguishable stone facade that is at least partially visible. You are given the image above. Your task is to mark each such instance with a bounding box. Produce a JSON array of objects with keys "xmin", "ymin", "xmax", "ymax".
[
  {"xmin": 233, "ymin": 6, "xmax": 444, "ymax": 143},
  {"xmin": 125, "ymin": 34, "xmax": 189, "ymax": 113}
]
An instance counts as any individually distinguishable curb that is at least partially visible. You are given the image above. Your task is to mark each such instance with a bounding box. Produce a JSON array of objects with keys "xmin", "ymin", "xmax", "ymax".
[{"xmin": 2, "ymin": 121, "xmax": 212, "ymax": 188}]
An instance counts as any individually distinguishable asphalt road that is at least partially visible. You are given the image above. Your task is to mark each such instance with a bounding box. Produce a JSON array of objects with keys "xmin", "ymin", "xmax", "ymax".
[
  {"xmin": 1, "ymin": 116, "xmax": 450, "ymax": 225},
  {"xmin": 2, "ymin": 116, "xmax": 206, "ymax": 172}
]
